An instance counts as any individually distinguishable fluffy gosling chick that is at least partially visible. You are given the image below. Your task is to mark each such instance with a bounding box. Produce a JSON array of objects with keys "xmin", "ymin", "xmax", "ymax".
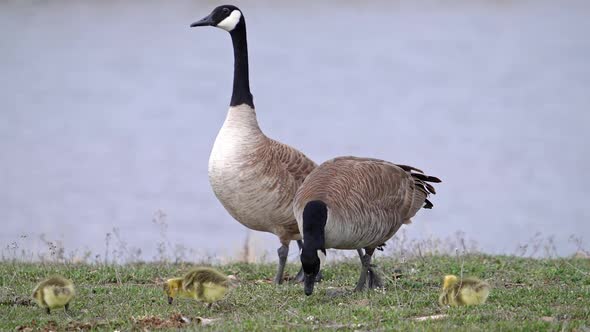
[
  {"xmin": 439, "ymin": 275, "xmax": 490, "ymax": 307},
  {"xmin": 164, "ymin": 267, "xmax": 229, "ymax": 307},
  {"xmin": 32, "ymin": 276, "xmax": 75, "ymax": 314}
]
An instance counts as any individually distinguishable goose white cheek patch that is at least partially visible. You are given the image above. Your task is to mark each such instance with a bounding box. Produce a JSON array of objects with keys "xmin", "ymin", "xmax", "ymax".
[
  {"xmin": 217, "ymin": 10, "xmax": 241, "ymax": 32},
  {"xmin": 317, "ymin": 250, "xmax": 326, "ymax": 269}
]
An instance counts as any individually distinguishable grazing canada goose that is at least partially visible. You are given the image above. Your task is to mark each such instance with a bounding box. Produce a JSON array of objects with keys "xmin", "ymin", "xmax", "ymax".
[
  {"xmin": 190, "ymin": 5, "xmax": 317, "ymax": 284},
  {"xmin": 164, "ymin": 267, "xmax": 230, "ymax": 307},
  {"xmin": 439, "ymin": 275, "xmax": 490, "ymax": 306},
  {"xmin": 294, "ymin": 157, "xmax": 440, "ymax": 295},
  {"xmin": 32, "ymin": 276, "xmax": 75, "ymax": 314}
]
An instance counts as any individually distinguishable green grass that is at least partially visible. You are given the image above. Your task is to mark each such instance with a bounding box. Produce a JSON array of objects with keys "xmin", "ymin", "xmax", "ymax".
[{"xmin": 1, "ymin": 255, "xmax": 589, "ymax": 331}]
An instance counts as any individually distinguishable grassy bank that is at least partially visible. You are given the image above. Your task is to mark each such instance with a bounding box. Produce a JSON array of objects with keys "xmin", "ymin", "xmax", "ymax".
[{"xmin": 1, "ymin": 255, "xmax": 589, "ymax": 331}]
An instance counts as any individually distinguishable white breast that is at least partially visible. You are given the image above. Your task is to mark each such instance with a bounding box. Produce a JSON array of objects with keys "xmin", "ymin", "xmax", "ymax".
[
  {"xmin": 208, "ymin": 105, "xmax": 262, "ymax": 175},
  {"xmin": 208, "ymin": 105, "xmax": 293, "ymax": 234}
]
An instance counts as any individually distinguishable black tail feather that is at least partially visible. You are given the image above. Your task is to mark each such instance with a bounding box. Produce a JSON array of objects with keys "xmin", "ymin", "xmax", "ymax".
[
  {"xmin": 397, "ymin": 162, "xmax": 440, "ymax": 210},
  {"xmin": 424, "ymin": 182, "xmax": 436, "ymax": 195},
  {"xmin": 411, "ymin": 172, "xmax": 442, "ymax": 183},
  {"xmin": 395, "ymin": 164, "xmax": 424, "ymax": 174}
]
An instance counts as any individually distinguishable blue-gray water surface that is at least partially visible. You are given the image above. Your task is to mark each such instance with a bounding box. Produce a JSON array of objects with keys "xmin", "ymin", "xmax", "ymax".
[{"xmin": 1, "ymin": 0, "xmax": 589, "ymax": 261}]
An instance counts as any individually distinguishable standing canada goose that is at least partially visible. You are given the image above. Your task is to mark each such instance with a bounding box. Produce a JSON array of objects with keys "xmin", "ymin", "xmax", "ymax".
[
  {"xmin": 294, "ymin": 157, "xmax": 440, "ymax": 295},
  {"xmin": 32, "ymin": 276, "xmax": 75, "ymax": 314},
  {"xmin": 439, "ymin": 275, "xmax": 490, "ymax": 306},
  {"xmin": 190, "ymin": 5, "xmax": 317, "ymax": 284}
]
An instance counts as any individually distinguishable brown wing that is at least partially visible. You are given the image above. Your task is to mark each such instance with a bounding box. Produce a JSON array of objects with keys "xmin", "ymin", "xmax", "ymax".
[
  {"xmin": 294, "ymin": 156, "xmax": 440, "ymax": 248},
  {"xmin": 335, "ymin": 157, "xmax": 419, "ymax": 223},
  {"xmin": 238, "ymin": 138, "xmax": 316, "ymax": 233},
  {"xmin": 330, "ymin": 156, "xmax": 440, "ymax": 212},
  {"xmin": 269, "ymin": 139, "xmax": 317, "ymax": 185},
  {"xmin": 296, "ymin": 156, "xmax": 440, "ymax": 229}
]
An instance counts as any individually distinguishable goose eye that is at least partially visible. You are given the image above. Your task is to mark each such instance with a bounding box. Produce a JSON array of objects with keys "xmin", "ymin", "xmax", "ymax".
[{"xmin": 222, "ymin": 8, "xmax": 230, "ymax": 14}]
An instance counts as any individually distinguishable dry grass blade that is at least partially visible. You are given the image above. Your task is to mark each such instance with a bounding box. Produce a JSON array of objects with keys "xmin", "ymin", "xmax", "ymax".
[
  {"xmin": 195, "ymin": 317, "xmax": 218, "ymax": 326},
  {"xmin": 413, "ymin": 314, "xmax": 448, "ymax": 321}
]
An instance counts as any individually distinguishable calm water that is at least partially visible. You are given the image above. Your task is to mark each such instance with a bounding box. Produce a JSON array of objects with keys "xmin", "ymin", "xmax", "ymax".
[{"xmin": 1, "ymin": 0, "xmax": 589, "ymax": 261}]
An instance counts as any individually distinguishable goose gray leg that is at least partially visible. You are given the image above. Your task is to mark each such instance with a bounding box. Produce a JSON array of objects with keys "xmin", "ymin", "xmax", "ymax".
[
  {"xmin": 365, "ymin": 248, "xmax": 383, "ymax": 289},
  {"xmin": 274, "ymin": 243, "xmax": 289, "ymax": 284},
  {"xmin": 294, "ymin": 240, "xmax": 305, "ymax": 282},
  {"xmin": 354, "ymin": 249, "xmax": 369, "ymax": 291},
  {"xmin": 354, "ymin": 248, "xmax": 383, "ymax": 291},
  {"xmin": 295, "ymin": 240, "xmax": 323, "ymax": 283}
]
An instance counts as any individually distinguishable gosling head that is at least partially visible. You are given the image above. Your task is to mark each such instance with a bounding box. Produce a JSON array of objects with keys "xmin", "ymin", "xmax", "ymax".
[
  {"xmin": 443, "ymin": 275, "xmax": 459, "ymax": 290},
  {"xmin": 190, "ymin": 5, "xmax": 244, "ymax": 32},
  {"xmin": 163, "ymin": 278, "xmax": 183, "ymax": 304}
]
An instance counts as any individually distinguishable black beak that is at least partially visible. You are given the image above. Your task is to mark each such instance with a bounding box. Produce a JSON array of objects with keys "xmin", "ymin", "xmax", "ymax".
[
  {"xmin": 167, "ymin": 296, "xmax": 173, "ymax": 304},
  {"xmin": 304, "ymin": 274, "xmax": 316, "ymax": 296},
  {"xmin": 190, "ymin": 15, "xmax": 215, "ymax": 28}
]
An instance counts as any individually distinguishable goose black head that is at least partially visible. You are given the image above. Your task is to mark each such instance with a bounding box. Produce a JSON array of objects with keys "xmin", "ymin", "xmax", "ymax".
[
  {"xmin": 190, "ymin": 5, "xmax": 243, "ymax": 32},
  {"xmin": 301, "ymin": 248, "xmax": 325, "ymax": 296}
]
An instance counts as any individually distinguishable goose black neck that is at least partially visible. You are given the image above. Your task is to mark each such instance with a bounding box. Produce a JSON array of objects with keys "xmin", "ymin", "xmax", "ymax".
[
  {"xmin": 301, "ymin": 200, "xmax": 327, "ymax": 253},
  {"xmin": 229, "ymin": 20, "xmax": 254, "ymax": 109}
]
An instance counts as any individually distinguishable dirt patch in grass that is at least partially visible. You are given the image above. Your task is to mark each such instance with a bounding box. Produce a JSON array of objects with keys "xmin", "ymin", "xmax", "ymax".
[
  {"xmin": 15, "ymin": 320, "xmax": 58, "ymax": 332},
  {"xmin": 132, "ymin": 313, "xmax": 189, "ymax": 329}
]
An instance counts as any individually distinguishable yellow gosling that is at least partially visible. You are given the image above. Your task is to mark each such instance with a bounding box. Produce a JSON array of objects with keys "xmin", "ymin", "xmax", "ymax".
[
  {"xmin": 32, "ymin": 276, "xmax": 75, "ymax": 314},
  {"xmin": 439, "ymin": 275, "xmax": 490, "ymax": 307},
  {"xmin": 164, "ymin": 267, "xmax": 230, "ymax": 307}
]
